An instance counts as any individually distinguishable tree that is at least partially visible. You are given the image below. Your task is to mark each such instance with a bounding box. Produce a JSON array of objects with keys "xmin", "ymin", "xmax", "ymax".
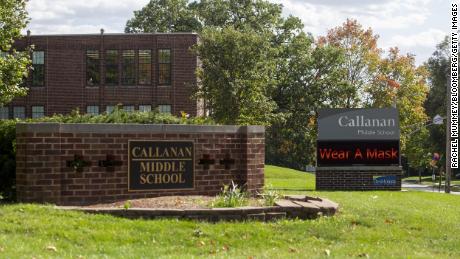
[
  {"xmin": 193, "ymin": 27, "xmax": 277, "ymax": 125},
  {"xmin": 424, "ymin": 36, "xmax": 449, "ymax": 154},
  {"xmin": 125, "ymin": 0, "xmax": 201, "ymax": 33},
  {"xmin": 189, "ymin": 0, "xmax": 283, "ymax": 33},
  {"xmin": 267, "ymin": 32, "xmax": 349, "ymax": 168},
  {"xmin": 0, "ymin": 0, "xmax": 30, "ymax": 106},
  {"xmin": 318, "ymin": 19, "xmax": 381, "ymax": 107},
  {"xmin": 367, "ymin": 47, "xmax": 429, "ymax": 168}
]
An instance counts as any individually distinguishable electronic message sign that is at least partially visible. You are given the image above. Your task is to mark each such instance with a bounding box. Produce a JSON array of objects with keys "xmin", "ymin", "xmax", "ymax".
[{"xmin": 317, "ymin": 108, "xmax": 400, "ymax": 166}]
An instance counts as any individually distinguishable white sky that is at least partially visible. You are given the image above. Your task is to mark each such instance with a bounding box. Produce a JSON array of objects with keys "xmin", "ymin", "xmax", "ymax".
[{"xmin": 25, "ymin": 0, "xmax": 450, "ymax": 65}]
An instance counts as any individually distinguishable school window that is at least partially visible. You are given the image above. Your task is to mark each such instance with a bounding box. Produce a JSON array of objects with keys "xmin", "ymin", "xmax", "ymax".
[
  {"xmin": 31, "ymin": 106, "xmax": 45, "ymax": 118},
  {"xmin": 158, "ymin": 49, "xmax": 171, "ymax": 85},
  {"xmin": 0, "ymin": 107, "xmax": 9, "ymax": 120},
  {"xmin": 139, "ymin": 105, "xmax": 151, "ymax": 112},
  {"xmin": 106, "ymin": 105, "xmax": 115, "ymax": 114},
  {"xmin": 138, "ymin": 50, "xmax": 151, "ymax": 85},
  {"xmin": 13, "ymin": 106, "xmax": 25, "ymax": 119},
  {"xmin": 123, "ymin": 105, "xmax": 135, "ymax": 113},
  {"xmin": 86, "ymin": 105, "xmax": 99, "ymax": 116},
  {"xmin": 122, "ymin": 50, "xmax": 135, "ymax": 85},
  {"xmin": 105, "ymin": 50, "xmax": 119, "ymax": 85},
  {"xmin": 158, "ymin": 104, "xmax": 171, "ymax": 114},
  {"xmin": 86, "ymin": 50, "xmax": 100, "ymax": 86},
  {"xmin": 32, "ymin": 51, "xmax": 45, "ymax": 86}
]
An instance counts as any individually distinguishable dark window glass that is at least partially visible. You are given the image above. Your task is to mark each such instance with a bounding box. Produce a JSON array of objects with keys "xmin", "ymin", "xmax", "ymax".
[
  {"xmin": 13, "ymin": 106, "xmax": 25, "ymax": 119},
  {"xmin": 105, "ymin": 50, "xmax": 119, "ymax": 85},
  {"xmin": 158, "ymin": 49, "xmax": 171, "ymax": 85},
  {"xmin": 86, "ymin": 50, "xmax": 100, "ymax": 86},
  {"xmin": 158, "ymin": 104, "xmax": 171, "ymax": 114},
  {"xmin": 86, "ymin": 105, "xmax": 99, "ymax": 116},
  {"xmin": 32, "ymin": 106, "xmax": 45, "ymax": 118},
  {"xmin": 32, "ymin": 51, "xmax": 45, "ymax": 86},
  {"xmin": 122, "ymin": 50, "xmax": 135, "ymax": 85},
  {"xmin": 0, "ymin": 107, "xmax": 9, "ymax": 120},
  {"xmin": 138, "ymin": 50, "xmax": 151, "ymax": 85}
]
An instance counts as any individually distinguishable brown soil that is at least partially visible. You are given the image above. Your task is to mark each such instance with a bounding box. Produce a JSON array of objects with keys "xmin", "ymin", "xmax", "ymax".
[{"xmin": 83, "ymin": 195, "xmax": 264, "ymax": 209}]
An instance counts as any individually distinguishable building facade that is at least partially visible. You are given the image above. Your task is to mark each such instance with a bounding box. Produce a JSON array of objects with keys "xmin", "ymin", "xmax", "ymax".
[{"xmin": 0, "ymin": 32, "xmax": 200, "ymax": 119}]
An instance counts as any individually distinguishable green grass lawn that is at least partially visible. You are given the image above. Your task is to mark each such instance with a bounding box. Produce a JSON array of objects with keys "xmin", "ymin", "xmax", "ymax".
[{"xmin": 0, "ymin": 165, "xmax": 459, "ymax": 258}]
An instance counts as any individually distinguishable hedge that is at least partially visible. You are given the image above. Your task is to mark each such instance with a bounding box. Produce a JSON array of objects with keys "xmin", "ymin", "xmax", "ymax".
[{"xmin": 0, "ymin": 108, "xmax": 214, "ymax": 201}]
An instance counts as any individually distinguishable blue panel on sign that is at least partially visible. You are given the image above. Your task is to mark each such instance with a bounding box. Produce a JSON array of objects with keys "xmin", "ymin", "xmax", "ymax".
[{"xmin": 373, "ymin": 175, "xmax": 396, "ymax": 186}]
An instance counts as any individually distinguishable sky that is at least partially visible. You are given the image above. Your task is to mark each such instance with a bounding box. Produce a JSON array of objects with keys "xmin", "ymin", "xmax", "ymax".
[{"xmin": 25, "ymin": 0, "xmax": 450, "ymax": 65}]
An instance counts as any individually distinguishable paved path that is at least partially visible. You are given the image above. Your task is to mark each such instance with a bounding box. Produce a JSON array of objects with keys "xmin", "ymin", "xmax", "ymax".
[{"xmin": 402, "ymin": 181, "xmax": 460, "ymax": 195}]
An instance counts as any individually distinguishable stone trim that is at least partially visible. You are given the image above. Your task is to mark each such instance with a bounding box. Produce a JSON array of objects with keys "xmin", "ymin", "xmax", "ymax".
[{"xmin": 16, "ymin": 123, "xmax": 265, "ymax": 134}]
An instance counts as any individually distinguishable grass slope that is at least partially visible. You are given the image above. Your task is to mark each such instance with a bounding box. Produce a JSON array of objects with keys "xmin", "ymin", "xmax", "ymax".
[{"xmin": 0, "ymin": 165, "xmax": 459, "ymax": 258}]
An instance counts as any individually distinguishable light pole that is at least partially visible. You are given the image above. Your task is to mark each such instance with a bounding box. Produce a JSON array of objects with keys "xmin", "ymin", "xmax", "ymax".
[{"xmin": 445, "ymin": 75, "xmax": 451, "ymax": 193}]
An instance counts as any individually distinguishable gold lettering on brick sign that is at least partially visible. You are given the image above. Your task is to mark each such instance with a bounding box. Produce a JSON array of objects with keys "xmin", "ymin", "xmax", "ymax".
[{"xmin": 128, "ymin": 141, "xmax": 194, "ymax": 191}]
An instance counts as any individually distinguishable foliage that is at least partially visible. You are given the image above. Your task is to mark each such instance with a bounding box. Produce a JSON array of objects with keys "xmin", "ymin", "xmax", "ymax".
[
  {"xmin": 368, "ymin": 47, "xmax": 430, "ymax": 167},
  {"xmin": 424, "ymin": 36, "xmax": 449, "ymax": 156},
  {"xmin": 267, "ymin": 32, "xmax": 349, "ymax": 169},
  {"xmin": 125, "ymin": 0, "xmax": 286, "ymax": 34},
  {"xmin": 189, "ymin": 0, "xmax": 284, "ymax": 33},
  {"xmin": 0, "ymin": 0, "xmax": 31, "ymax": 106},
  {"xmin": 318, "ymin": 19, "xmax": 381, "ymax": 108},
  {"xmin": 211, "ymin": 181, "xmax": 248, "ymax": 208},
  {"xmin": 126, "ymin": 3, "xmax": 433, "ymax": 171},
  {"xmin": 125, "ymin": 0, "xmax": 201, "ymax": 33},
  {"xmin": 0, "ymin": 108, "xmax": 214, "ymax": 201},
  {"xmin": 123, "ymin": 201, "xmax": 132, "ymax": 210},
  {"xmin": 0, "ymin": 120, "xmax": 17, "ymax": 201},
  {"xmin": 193, "ymin": 27, "xmax": 277, "ymax": 125},
  {"xmin": 258, "ymin": 184, "xmax": 281, "ymax": 206}
]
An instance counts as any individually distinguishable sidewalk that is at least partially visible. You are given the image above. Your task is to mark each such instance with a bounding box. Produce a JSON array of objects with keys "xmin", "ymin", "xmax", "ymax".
[{"xmin": 402, "ymin": 181, "xmax": 460, "ymax": 195}]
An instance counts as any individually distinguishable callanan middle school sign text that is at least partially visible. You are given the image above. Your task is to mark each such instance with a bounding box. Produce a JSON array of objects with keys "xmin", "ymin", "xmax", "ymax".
[
  {"xmin": 128, "ymin": 141, "xmax": 194, "ymax": 191},
  {"xmin": 317, "ymin": 108, "xmax": 400, "ymax": 166}
]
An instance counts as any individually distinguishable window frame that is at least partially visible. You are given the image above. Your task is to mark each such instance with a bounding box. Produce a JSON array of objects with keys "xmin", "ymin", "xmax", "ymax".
[
  {"xmin": 158, "ymin": 49, "xmax": 171, "ymax": 86},
  {"xmin": 32, "ymin": 51, "xmax": 45, "ymax": 87},
  {"xmin": 86, "ymin": 50, "xmax": 101, "ymax": 86},
  {"xmin": 0, "ymin": 107, "xmax": 9, "ymax": 120},
  {"xmin": 123, "ymin": 105, "xmax": 135, "ymax": 113},
  {"xmin": 13, "ymin": 106, "xmax": 25, "ymax": 119},
  {"xmin": 106, "ymin": 105, "xmax": 115, "ymax": 114},
  {"xmin": 86, "ymin": 105, "xmax": 100, "ymax": 116},
  {"xmin": 139, "ymin": 105, "xmax": 152, "ymax": 112},
  {"xmin": 121, "ymin": 49, "xmax": 136, "ymax": 85},
  {"xmin": 138, "ymin": 49, "xmax": 152, "ymax": 85},
  {"xmin": 105, "ymin": 50, "xmax": 119, "ymax": 86},
  {"xmin": 158, "ymin": 104, "xmax": 172, "ymax": 114},
  {"xmin": 31, "ymin": 105, "xmax": 45, "ymax": 119}
]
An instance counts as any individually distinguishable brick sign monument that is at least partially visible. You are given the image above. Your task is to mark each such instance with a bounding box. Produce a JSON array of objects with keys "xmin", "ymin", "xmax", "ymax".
[
  {"xmin": 316, "ymin": 108, "xmax": 402, "ymax": 190},
  {"xmin": 16, "ymin": 123, "xmax": 264, "ymax": 205}
]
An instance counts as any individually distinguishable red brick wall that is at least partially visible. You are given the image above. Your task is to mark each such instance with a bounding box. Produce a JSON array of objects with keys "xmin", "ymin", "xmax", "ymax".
[
  {"xmin": 16, "ymin": 123, "xmax": 264, "ymax": 205},
  {"xmin": 8, "ymin": 33, "xmax": 200, "ymax": 117},
  {"xmin": 316, "ymin": 167, "xmax": 402, "ymax": 191}
]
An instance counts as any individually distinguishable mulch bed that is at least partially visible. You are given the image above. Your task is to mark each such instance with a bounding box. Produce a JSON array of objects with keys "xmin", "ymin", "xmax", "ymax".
[{"xmin": 83, "ymin": 195, "xmax": 264, "ymax": 209}]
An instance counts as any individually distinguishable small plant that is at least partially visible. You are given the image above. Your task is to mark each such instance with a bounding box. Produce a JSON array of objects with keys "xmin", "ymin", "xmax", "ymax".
[
  {"xmin": 211, "ymin": 181, "xmax": 248, "ymax": 208},
  {"xmin": 123, "ymin": 201, "xmax": 132, "ymax": 210},
  {"xmin": 259, "ymin": 184, "xmax": 281, "ymax": 206}
]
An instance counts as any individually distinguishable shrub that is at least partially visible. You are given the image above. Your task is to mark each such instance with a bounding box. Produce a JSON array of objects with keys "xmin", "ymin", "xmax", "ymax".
[
  {"xmin": 211, "ymin": 181, "xmax": 248, "ymax": 208},
  {"xmin": 258, "ymin": 184, "xmax": 281, "ymax": 206},
  {"xmin": 0, "ymin": 108, "xmax": 214, "ymax": 201},
  {"xmin": 0, "ymin": 120, "xmax": 18, "ymax": 201}
]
